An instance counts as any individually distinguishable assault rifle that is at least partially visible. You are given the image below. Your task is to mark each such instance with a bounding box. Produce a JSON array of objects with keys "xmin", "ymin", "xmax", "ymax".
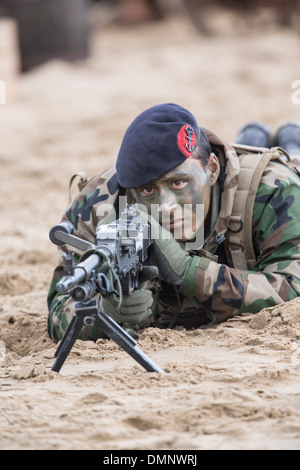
[{"xmin": 49, "ymin": 204, "xmax": 164, "ymax": 374}]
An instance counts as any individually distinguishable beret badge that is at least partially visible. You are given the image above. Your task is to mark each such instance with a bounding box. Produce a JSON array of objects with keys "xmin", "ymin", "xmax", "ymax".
[{"xmin": 177, "ymin": 124, "xmax": 196, "ymax": 158}]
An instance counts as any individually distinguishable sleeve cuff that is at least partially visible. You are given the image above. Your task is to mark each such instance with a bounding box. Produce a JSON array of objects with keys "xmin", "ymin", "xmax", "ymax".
[{"xmin": 179, "ymin": 255, "xmax": 200, "ymax": 299}]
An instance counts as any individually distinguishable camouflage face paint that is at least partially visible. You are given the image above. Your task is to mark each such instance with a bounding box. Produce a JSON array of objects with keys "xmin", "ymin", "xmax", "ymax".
[{"xmin": 131, "ymin": 156, "xmax": 218, "ymax": 242}]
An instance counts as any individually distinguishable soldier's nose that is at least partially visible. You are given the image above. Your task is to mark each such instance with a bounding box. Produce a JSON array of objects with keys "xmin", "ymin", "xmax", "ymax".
[
  {"xmin": 157, "ymin": 190, "xmax": 179, "ymax": 214},
  {"xmin": 157, "ymin": 202, "xmax": 178, "ymax": 214}
]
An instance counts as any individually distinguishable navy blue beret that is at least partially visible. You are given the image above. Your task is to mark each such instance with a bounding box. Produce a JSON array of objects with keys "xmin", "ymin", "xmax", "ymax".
[{"xmin": 116, "ymin": 103, "xmax": 200, "ymax": 188}]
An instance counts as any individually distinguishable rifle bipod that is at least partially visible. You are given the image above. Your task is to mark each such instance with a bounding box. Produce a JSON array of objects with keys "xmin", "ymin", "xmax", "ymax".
[{"xmin": 51, "ymin": 299, "xmax": 164, "ymax": 374}]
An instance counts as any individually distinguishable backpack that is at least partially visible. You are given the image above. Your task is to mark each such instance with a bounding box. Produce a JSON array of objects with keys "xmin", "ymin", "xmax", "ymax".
[{"xmin": 226, "ymin": 144, "xmax": 300, "ymax": 271}]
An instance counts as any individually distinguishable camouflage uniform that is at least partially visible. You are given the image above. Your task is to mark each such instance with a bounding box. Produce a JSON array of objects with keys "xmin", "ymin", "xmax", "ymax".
[{"xmin": 47, "ymin": 129, "xmax": 300, "ymax": 340}]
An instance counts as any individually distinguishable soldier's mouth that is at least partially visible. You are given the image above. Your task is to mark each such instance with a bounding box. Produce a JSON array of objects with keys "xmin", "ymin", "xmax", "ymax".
[
  {"xmin": 170, "ymin": 218, "xmax": 185, "ymax": 228},
  {"xmin": 162, "ymin": 217, "xmax": 185, "ymax": 231}
]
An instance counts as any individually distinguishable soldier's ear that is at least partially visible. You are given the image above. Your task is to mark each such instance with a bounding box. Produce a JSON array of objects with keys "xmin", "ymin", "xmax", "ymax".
[{"xmin": 207, "ymin": 153, "xmax": 220, "ymax": 186}]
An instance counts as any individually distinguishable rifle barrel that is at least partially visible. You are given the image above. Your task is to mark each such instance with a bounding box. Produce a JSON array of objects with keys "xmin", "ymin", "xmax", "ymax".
[{"xmin": 56, "ymin": 253, "xmax": 101, "ymax": 293}]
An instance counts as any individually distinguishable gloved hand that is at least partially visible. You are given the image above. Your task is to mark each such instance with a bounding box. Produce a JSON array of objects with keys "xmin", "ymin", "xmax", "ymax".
[
  {"xmin": 99, "ymin": 265, "xmax": 158, "ymax": 328},
  {"xmin": 139, "ymin": 212, "xmax": 193, "ymax": 286}
]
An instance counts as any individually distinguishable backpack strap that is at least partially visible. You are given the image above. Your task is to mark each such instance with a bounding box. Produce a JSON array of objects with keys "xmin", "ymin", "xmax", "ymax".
[
  {"xmin": 226, "ymin": 145, "xmax": 288, "ymax": 271},
  {"xmin": 67, "ymin": 171, "xmax": 88, "ymax": 207}
]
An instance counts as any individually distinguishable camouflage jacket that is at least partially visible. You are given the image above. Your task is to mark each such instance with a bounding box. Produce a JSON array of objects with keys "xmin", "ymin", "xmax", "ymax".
[{"xmin": 47, "ymin": 129, "xmax": 300, "ymax": 339}]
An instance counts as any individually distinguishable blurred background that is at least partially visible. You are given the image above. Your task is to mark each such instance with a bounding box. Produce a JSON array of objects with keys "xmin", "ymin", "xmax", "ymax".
[{"xmin": 0, "ymin": 0, "xmax": 300, "ymax": 268}]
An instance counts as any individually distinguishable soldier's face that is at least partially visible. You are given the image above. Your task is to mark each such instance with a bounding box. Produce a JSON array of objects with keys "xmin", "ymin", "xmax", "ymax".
[{"xmin": 131, "ymin": 154, "xmax": 220, "ymax": 242}]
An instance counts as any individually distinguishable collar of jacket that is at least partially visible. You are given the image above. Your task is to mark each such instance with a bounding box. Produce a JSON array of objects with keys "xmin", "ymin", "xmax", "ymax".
[{"xmin": 196, "ymin": 128, "xmax": 240, "ymax": 254}]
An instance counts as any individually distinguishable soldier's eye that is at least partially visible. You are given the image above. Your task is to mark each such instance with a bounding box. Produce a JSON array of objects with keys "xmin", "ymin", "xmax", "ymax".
[
  {"xmin": 170, "ymin": 180, "xmax": 187, "ymax": 189},
  {"xmin": 140, "ymin": 186, "xmax": 155, "ymax": 196}
]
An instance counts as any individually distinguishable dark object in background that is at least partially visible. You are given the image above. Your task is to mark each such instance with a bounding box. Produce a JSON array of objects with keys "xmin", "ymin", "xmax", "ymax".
[
  {"xmin": 234, "ymin": 122, "xmax": 271, "ymax": 149},
  {"xmin": 182, "ymin": 0, "xmax": 300, "ymax": 35},
  {"xmin": 1, "ymin": 0, "xmax": 90, "ymax": 72},
  {"xmin": 118, "ymin": 0, "xmax": 162, "ymax": 24}
]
